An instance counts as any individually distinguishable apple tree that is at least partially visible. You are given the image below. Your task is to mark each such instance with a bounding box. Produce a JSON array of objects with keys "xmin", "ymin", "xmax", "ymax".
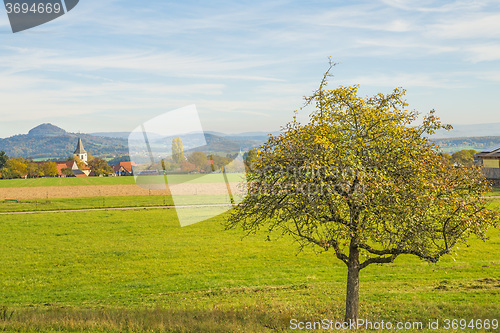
[{"xmin": 225, "ymin": 67, "xmax": 498, "ymax": 322}]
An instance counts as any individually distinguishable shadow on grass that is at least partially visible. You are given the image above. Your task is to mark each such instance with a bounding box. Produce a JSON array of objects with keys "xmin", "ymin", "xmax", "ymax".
[
  {"xmin": 1, "ymin": 299, "xmax": 499, "ymax": 333},
  {"xmin": 0, "ymin": 305, "xmax": 294, "ymax": 333}
]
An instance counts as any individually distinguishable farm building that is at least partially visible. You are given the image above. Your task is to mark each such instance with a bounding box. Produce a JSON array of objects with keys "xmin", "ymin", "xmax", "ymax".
[
  {"xmin": 474, "ymin": 144, "xmax": 500, "ymax": 185},
  {"xmin": 112, "ymin": 161, "xmax": 135, "ymax": 176},
  {"xmin": 31, "ymin": 160, "xmax": 83, "ymax": 177},
  {"xmin": 55, "ymin": 160, "xmax": 80, "ymax": 177}
]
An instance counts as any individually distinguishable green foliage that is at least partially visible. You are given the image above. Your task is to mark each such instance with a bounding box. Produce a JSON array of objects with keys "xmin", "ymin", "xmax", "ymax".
[
  {"xmin": 61, "ymin": 167, "xmax": 74, "ymax": 177},
  {"xmin": 107, "ymin": 155, "xmax": 131, "ymax": 165},
  {"xmin": 226, "ymin": 69, "xmax": 499, "ymax": 320},
  {"xmin": 23, "ymin": 161, "xmax": 59, "ymax": 178},
  {"xmin": 438, "ymin": 152, "xmax": 451, "ymax": 162},
  {"xmin": 245, "ymin": 148, "xmax": 259, "ymax": 172},
  {"xmin": 209, "ymin": 154, "xmax": 232, "ymax": 170},
  {"xmin": 0, "ymin": 150, "xmax": 8, "ymax": 169},
  {"xmin": 451, "ymin": 149, "xmax": 477, "ymax": 167},
  {"xmin": 187, "ymin": 151, "xmax": 208, "ymax": 171},
  {"xmin": 172, "ymin": 137, "xmax": 184, "ymax": 164},
  {"xmin": 1, "ymin": 157, "xmax": 27, "ymax": 179},
  {"xmin": 228, "ymin": 84, "xmax": 497, "ymax": 264},
  {"xmin": 88, "ymin": 157, "xmax": 113, "ymax": 176},
  {"xmin": 42, "ymin": 161, "xmax": 58, "ymax": 177},
  {"xmin": 26, "ymin": 161, "xmax": 43, "ymax": 178}
]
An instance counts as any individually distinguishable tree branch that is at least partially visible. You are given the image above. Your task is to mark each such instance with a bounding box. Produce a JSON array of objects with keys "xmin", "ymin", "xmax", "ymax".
[
  {"xmin": 302, "ymin": 57, "xmax": 336, "ymax": 116},
  {"xmin": 326, "ymin": 239, "xmax": 349, "ymax": 265},
  {"xmin": 360, "ymin": 254, "xmax": 398, "ymax": 269},
  {"xmin": 358, "ymin": 242, "xmax": 455, "ymax": 265}
]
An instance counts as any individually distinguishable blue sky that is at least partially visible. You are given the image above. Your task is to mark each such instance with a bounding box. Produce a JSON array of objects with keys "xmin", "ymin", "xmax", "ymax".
[{"xmin": 1, "ymin": 0, "xmax": 499, "ymax": 138}]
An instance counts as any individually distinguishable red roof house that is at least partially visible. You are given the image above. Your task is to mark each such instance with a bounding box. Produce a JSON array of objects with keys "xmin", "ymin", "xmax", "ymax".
[{"xmin": 112, "ymin": 161, "xmax": 135, "ymax": 176}]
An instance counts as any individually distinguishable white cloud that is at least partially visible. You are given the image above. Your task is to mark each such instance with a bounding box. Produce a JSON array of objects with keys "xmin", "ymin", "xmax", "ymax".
[
  {"xmin": 380, "ymin": 0, "xmax": 484, "ymax": 13},
  {"xmin": 356, "ymin": 38, "xmax": 457, "ymax": 56},
  {"xmin": 428, "ymin": 13, "xmax": 500, "ymax": 39},
  {"xmin": 466, "ymin": 44, "xmax": 500, "ymax": 62},
  {"xmin": 1, "ymin": 0, "xmax": 500, "ymax": 137},
  {"xmin": 475, "ymin": 71, "xmax": 500, "ymax": 82},
  {"xmin": 338, "ymin": 72, "xmax": 466, "ymax": 89},
  {"xmin": 0, "ymin": 47, "xmax": 283, "ymax": 81},
  {"xmin": 305, "ymin": 5, "xmax": 416, "ymax": 32}
]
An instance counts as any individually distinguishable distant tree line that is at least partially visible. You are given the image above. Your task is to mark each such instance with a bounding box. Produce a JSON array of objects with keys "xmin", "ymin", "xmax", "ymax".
[
  {"xmin": 138, "ymin": 137, "xmax": 259, "ymax": 174},
  {"xmin": 0, "ymin": 151, "xmax": 59, "ymax": 179},
  {"xmin": 433, "ymin": 136, "xmax": 500, "ymax": 151},
  {"xmin": 148, "ymin": 152, "xmax": 242, "ymax": 174},
  {"xmin": 439, "ymin": 149, "xmax": 478, "ymax": 167},
  {"xmin": 0, "ymin": 150, "xmax": 113, "ymax": 179}
]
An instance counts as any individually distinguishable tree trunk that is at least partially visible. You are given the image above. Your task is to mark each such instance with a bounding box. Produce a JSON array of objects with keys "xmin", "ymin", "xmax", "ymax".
[{"xmin": 345, "ymin": 237, "xmax": 360, "ymax": 323}]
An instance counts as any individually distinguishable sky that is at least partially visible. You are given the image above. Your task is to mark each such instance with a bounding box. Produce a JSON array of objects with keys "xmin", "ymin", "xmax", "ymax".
[{"xmin": 0, "ymin": 0, "xmax": 499, "ymax": 138}]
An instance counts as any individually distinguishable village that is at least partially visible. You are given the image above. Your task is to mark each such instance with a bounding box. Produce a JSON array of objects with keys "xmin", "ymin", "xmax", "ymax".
[
  {"xmin": 1, "ymin": 135, "xmax": 500, "ymax": 183},
  {"xmin": 0, "ymin": 135, "xmax": 251, "ymax": 180},
  {"xmin": 0, "ymin": 137, "xmax": 134, "ymax": 179}
]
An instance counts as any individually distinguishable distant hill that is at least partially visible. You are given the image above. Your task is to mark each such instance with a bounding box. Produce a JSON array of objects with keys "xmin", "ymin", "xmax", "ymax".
[
  {"xmin": 0, "ymin": 124, "xmax": 129, "ymax": 160},
  {"xmin": 4, "ymin": 123, "xmax": 500, "ymax": 158},
  {"xmin": 28, "ymin": 123, "xmax": 67, "ymax": 136},
  {"xmin": 431, "ymin": 136, "xmax": 500, "ymax": 153},
  {"xmin": 93, "ymin": 130, "xmax": 278, "ymax": 143},
  {"xmin": 90, "ymin": 132, "xmax": 131, "ymax": 139},
  {"xmin": 127, "ymin": 132, "xmax": 263, "ymax": 164},
  {"xmin": 0, "ymin": 124, "xmax": 267, "ymax": 160},
  {"xmin": 432, "ymin": 122, "xmax": 500, "ymax": 138}
]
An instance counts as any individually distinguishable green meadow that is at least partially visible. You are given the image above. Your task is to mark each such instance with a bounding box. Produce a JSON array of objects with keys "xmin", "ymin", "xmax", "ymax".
[
  {"xmin": 0, "ymin": 179, "xmax": 499, "ymax": 332},
  {"xmin": 0, "ymin": 174, "xmax": 246, "ymax": 188},
  {"xmin": 0, "ymin": 198, "xmax": 498, "ymax": 332},
  {"xmin": 0, "ymin": 176, "xmax": 135, "ymax": 188},
  {"xmin": 0, "ymin": 195, "xmax": 171, "ymax": 213}
]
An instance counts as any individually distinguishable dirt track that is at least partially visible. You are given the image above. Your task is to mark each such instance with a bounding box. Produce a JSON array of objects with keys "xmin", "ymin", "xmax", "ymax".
[{"xmin": 0, "ymin": 183, "xmax": 245, "ymax": 200}]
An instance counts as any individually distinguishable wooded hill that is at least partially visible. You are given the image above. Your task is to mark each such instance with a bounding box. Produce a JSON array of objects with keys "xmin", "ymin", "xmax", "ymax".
[
  {"xmin": 0, "ymin": 124, "xmax": 264, "ymax": 160},
  {"xmin": 0, "ymin": 124, "xmax": 129, "ymax": 160},
  {"xmin": 3, "ymin": 123, "xmax": 497, "ymax": 159},
  {"xmin": 431, "ymin": 136, "xmax": 500, "ymax": 153}
]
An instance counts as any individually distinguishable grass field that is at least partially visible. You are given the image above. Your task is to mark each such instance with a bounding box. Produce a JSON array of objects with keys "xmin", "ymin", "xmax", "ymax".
[
  {"xmin": 484, "ymin": 187, "xmax": 500, "ymax": 197},
  {"xmin": 0, "ymin": 195, "xmax": 172, "ymax": 212},
  {"xmin": 0, "ymin": 180, "xmax": 499, "ymax": 332},
  {"xmin": 0, "ymin": 174, "xmax": 246, "ymax": 188},
  {"xmin": 0, "ymin": 195, "xmax": 237, "ymax": 213},
  {"xmin": 0, "ymin": 206, "xmax": 499, "ymax": 331}
]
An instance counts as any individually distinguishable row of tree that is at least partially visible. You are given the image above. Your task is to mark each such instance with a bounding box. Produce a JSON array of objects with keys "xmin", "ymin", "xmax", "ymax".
[
  {"xmin": 144, "ymin": 152, "xmax": 242, "ymax": 174},
  {"xmin": 0, "ymin": 152, "xmax": 60, "ymax": 179},
  {"xmin": 0, "ymin": 150, "xmax": 113, "ymax": 179},
  {"xmin": 156, "ymin": 137, "xmax": 241, "ymax": 173},
  {"xmin": 440, "ymin": 149, "xmax": 477, "ymax": 167},
  {"xmin": 0, "ymin": 144, "xmax": 480, "ymax": 180}
]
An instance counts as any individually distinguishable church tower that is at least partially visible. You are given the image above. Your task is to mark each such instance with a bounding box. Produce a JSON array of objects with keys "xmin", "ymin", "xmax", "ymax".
[{"xmin": 73, "ymin": 137, "xmax": 88, "ymax": 164}]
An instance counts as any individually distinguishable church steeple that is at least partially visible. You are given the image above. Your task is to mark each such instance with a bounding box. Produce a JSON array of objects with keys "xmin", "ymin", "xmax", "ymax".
[{"xmin": 73, "ymin": 136, "xmax": 88, "ymax": 164}]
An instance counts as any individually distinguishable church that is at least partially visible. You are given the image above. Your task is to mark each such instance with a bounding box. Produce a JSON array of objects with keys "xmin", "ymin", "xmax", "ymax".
[
  {"xmin": 53, "ymin": 137, "xmax": 91, "ymax": 177},
  {"xmin": 73, "ymin": 137, "xmax": 88, "ymax": 165},
  {"xmin": 72, "ymin": 137, "xmax": 91, "ymax": 175}
]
